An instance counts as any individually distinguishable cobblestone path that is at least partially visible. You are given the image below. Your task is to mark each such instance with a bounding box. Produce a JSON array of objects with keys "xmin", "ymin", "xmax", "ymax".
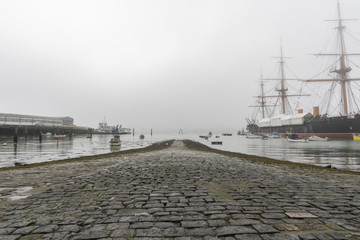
[{"xmin": 0, "ymin": 140, "xmax": 360, "ymax": 240}]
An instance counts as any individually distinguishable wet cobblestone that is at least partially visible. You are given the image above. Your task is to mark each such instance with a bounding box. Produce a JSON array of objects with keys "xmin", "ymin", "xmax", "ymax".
[{"xmin": 0, "ymin": 140, "xmax": 360, "ymax": 239}]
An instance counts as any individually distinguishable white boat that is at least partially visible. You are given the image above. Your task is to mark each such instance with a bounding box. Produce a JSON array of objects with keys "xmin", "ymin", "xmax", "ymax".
[
  {"xmin": 119, "ymin": 127, "xmax": 132, "ymax": 135},
  {"xmin": 110, "ymin": 135, "xmax": 121, "ymax": 146},
  {"xmin": 287, "ymin": 137, "xmax": 309, "ymax": 143},
  {"xmin": 308, "ymin": 136, "xmax": 328, "ymax": 141},
  {"xmin": 53, "ymin": 134, "xmax": 66, "ymax": 140},
  {"xmin": 246, "ymin": 133, "xmax": 261, "ymax": 139},
  {"xmin": 41, "ymin": 132, "xmax": 52, "ymax": 137}
]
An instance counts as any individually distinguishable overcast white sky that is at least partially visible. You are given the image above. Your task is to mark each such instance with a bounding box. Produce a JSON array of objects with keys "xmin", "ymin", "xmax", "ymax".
[{"xmin": 1, "ymin": 0, "xmax": 360, "ymax": 133}]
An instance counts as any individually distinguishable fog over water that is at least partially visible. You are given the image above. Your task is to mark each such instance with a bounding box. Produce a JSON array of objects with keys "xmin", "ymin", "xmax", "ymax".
[{"xmin": 1, "ymin": 0, "xmax": 360, "ymax": 132}]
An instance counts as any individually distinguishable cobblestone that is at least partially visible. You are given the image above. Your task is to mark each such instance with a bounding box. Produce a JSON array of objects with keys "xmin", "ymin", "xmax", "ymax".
[{"xmin": 1, "ymin": 140, "xmax": 360, "ymax": 239}]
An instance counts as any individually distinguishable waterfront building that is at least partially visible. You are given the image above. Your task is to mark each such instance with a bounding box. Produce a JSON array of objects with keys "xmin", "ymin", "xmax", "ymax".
[{"xmin": 0, "ymin": 113, "xmax": 74, "ymax": 126}]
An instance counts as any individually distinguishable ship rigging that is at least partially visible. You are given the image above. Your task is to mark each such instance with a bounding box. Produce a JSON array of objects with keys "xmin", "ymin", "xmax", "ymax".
[
  {"xmin": 246, "ymin": 0, "xmax": 360, "ymax": 139},
  {"xmin": 303, "ymin": 0, "xmax": 360, "ymax": 116}
]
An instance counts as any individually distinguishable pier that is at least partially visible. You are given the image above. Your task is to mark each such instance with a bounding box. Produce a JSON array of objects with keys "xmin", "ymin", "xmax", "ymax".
[
  {"xmin": 0, "ymin": 140, "xmax": 359, "ymax": 239},
  {"xmin": 0, "ymin": 113, "xmax": 90, "ymax": 138}
]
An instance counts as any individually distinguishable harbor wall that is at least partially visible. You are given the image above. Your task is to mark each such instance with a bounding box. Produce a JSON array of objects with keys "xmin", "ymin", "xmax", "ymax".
[{"xmin": 0, "ymin": 124, "xmax": 90, "ymax": 137}]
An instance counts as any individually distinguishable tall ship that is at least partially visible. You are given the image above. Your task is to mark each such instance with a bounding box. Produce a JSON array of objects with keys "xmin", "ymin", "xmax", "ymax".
[{"xmin": 247, "ymin": 1, "xmax": 360, "ymax": 139}]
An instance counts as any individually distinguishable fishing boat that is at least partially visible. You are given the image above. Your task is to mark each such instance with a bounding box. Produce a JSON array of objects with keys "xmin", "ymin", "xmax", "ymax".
[
  {"xmin": 211, "ymin": 140, "xmax": 223, "ymax": 145},
  {"xmin": 53, "ymin": 134, "xmax": 66, "ymax": 140},
  {"xmin": 110, "ymin": 135, "xmax": 121, "ymax": 146},
  {"xmin": 247, "ymin": 1, "xmax": 360, "ymax": 139},
  {"xmin": 353, "ymin": 133, "xmax": 360, "ymax": 141},
  {"xmin": 308, "ymin": 135, "xmax": 328, "ymax": 141}
]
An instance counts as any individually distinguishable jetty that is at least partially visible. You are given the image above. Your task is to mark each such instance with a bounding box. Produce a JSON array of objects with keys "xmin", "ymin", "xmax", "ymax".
[
  {"xmin": 0, "ymin": 140, "xmax": 359, "ymax": 239},
  {"xmin": 0, "ymin": 113, "xmax": 90, "ymax": 138}
]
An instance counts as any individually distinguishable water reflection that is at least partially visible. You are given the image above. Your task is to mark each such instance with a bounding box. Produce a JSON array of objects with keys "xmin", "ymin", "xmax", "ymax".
[
  {"xmin": 206, "ymin": 135, "xmax": 360, "ymax": 172},
  {"xmin": 0, "ymin": 133, "xmax": 360, "ymax": 172},
  {"xmin": 0, "ymin": 134, "xmax": 160, "ymax": 168}
]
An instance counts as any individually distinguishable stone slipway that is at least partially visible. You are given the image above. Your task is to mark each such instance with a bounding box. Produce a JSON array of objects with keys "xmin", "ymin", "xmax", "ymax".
[{"xmin": 0, "ymin": 140, "xmax": 359, "ymax": 240}]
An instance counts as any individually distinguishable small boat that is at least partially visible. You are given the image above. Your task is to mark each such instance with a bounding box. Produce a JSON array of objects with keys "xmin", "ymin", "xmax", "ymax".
[
  {"xmin": 237, "ymin": 130, "xmax": 247, "ymax": 135},
  {"xmin": 269, "ymin": 132, "xmax": 280, "ymax": 139},
  {"xmin": 199, "ymin": 135, "xmax": 209, "ymax": 140},
  {"xmin": 222, "ymin": 133, "xmax": 232, "ymax": 136},
  {"xmin": 110, "ymin": 135, "xmax": 121, "ymax": 146},
  {"xmin": 353, "ymin": 133, "xmax": 360, "ymax": 141},
  {"xmin": 287, "ymin": 134, "xmax": 308, "ymax": 143},
  {"xmin": 53, "ymin": 134, "xmax": 66, "ymax": 140},
  {"xmin": 309, "ymin": 135, "xmax": 328, "ymax": 141},
  {"xmin": 41, "ymin": 132, "xmax": 52, "ymax": 137},
  {"xmin": 211, "ymin": 140, "xmax": 222, "ymax": 145},
  {"xmin": 261, "ymin": 135, "xmax": 269, "ymax": 140},
  {"xmin": 287, "ymin": 138, "xmax": 309, "ymax": 143},
  {"xmin": 246, "ymin": 133, "xmax": 261, "ymax": 139}
]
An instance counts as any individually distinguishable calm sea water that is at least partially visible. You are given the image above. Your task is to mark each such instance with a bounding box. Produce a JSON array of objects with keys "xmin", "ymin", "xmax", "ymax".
[{"xmin": 0, "ymin": 133, "xmax": 359, "ymax": 172}]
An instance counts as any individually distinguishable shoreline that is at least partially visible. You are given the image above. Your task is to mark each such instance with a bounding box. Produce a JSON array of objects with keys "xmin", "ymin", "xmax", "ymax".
[{"xmin": 0, "ymin": 139, "xmax": 175, "ymax": 172}]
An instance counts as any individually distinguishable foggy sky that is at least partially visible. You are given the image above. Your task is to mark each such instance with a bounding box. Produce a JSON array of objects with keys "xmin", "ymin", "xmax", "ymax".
[{"xmin": 1, "ymin": 0, "xmax": 360, "ymax": 133}]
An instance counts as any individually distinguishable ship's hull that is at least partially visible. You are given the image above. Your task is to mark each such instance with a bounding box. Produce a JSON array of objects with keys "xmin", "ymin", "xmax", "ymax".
[{"xmin": 247, "ymin": 115, "xmax": 360, "ymax": 139}]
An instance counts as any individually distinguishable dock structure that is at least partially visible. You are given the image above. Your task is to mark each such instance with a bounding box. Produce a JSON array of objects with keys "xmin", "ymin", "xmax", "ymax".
[
  {"xmin": 0, "ymin": 140, "xmax": 359, "ymax": 239},
  {"xmin": 0, "ymin": 113, "xmax": 90, "ymax": 136}
]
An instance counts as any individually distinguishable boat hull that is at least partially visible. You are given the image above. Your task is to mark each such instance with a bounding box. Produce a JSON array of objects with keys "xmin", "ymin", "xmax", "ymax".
[
  {"xmin": 353, "ymin": 133, "xmax": 360, "ymax": 141},
  {"xmin": 247, "ymin": 115, "xmax": 360, "ymax": 139}
]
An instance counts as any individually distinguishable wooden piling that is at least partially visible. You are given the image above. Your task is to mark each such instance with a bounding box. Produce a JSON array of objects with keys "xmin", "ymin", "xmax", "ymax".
[{"xmin": 13, "ymin": 126, "xmax": 18, "ymax": 143}]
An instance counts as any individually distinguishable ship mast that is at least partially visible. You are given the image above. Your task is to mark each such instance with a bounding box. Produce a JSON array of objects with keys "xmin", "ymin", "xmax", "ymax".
[
  {"xmin": 249, "ymin": 75, "xmax": 270, "ymax": 119},
  {"xmin": 262, "ymin": 44, "xmax": 310, "ymax": 115},
  {"xmin": 304, "ymin": 0, "xmax": 360, "ymax": 115},
  {"xmin": 279, "ymin": 45, "xmax": 287, "ymax": 114}
]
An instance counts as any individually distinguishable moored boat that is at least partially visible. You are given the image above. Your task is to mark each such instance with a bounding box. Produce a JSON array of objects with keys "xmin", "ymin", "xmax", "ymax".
[
  {"xmin": 353, "ymin": 133, "xmax": 360, "ymax": 141},
  {"xmin": 246, "ymin": 133, "xmax": 261, "ymax": 139},
  {"xmin": 287, "ymin": 134, "xmax": 308, "ymax": 143},
  {"xmin": 222, "ymin": 133, "xmax": 232, "ymax": 136},
  {"xmin": 53, "ymin": 134, "xmax": 66, "ymax": 140},
  {"xmin": 261, "ymin": 135, "xmax": 269, "ymax": 140},
  {"xmin": 110, "ymin": 135, "xmax": 121, "ymax": 146},
  {"xmin": 287, "ymin": 138, "xmax": 309, "ymax": 143},
  {"xmin": 269, "ymin": 132, "xmax": 280, "ymax": 139},
  {"xmin": 211, "ymin": 140, "xmax": 223, "ymax": 145},
  {"xmin": 308, "ymin": 135, "xmax": 328, "ymax": 141}
]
